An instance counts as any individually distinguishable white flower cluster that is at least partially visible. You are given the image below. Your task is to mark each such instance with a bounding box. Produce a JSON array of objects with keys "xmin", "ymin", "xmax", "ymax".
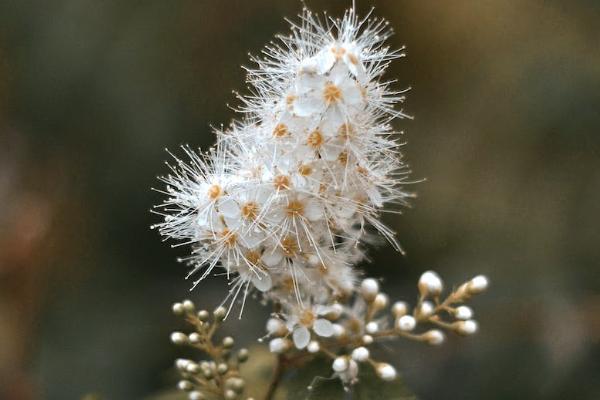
[
  {"xmin": 153, "ymin": 8, "xmax": 411, "ymax": 317},
  {"xmin": 265, "ymin": 272, "xmax": 488, "ymax": 385}
]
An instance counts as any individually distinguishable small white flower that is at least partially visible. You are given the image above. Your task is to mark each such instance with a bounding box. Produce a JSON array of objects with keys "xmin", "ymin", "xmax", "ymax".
[
  {"xmin": 285, "ymin": 304, "xmax": 336, "ymax": 349},
  {"xmin": 396, "ymin": 315, "xmax": 416, "ymax": 332}
]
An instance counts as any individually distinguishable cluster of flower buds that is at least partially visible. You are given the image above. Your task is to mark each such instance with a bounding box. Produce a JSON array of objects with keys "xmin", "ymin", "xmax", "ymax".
[
  {"xmin": 170, "ymin": 300, "xmax": 253, "ymax": 400},
  {"xmin": 264, "ymin": 272, "xmax": 488, "ymax": 386}
]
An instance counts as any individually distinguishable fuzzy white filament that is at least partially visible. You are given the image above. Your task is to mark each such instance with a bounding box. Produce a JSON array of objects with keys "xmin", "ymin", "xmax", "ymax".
[{"xmin": 153, "ymin": 8, "xmax": 411, "ymax": 316}]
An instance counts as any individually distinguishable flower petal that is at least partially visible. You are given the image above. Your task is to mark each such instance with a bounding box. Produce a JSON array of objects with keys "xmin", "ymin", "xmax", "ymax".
[
  {"xmin": 313, "ymin": 319, "xmax": 334, "ymax": 337},
  {"xmin": 293, "ymin": 326, "xmax": 311, "ymax": 349},
  {"xmin": 252, "ymin": 273, "xmax": 272, "ymax": 292}
]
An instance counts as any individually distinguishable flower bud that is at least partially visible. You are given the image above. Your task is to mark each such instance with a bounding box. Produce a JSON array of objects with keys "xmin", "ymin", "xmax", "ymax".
[
  {"xmin": 189, "ymin": 391, "xmax": 204, "ymax": 400},
  {"xmin": 197, "ymin": 310, "xmax": 210, "ymax": 322},
  {"xmin": 391, "ymin": 301, "xmax": 408, "ymax": 317},
  {"xmin": 455, "ymin": 305, "xmax": 473, "ymax": 320},
  {"xmin": 172, "ymin": 302, "xmax": 185, "ymax": 315},
  {"xmin": 170, "ymin": 332, "xmax": 188, "ymax": 345},
  {"xmin": 418, "ymin": 271, "xmax": 443, "ymax": 297},
  {"xmin": 454, "ymin": 320, "xmax": 478, "ymax": 335},
  {"xmin": 417, "ymin": 301, "xmax": 434, "ymax": 319},
  {"xmin": 224, "ymin": 389, "xmax": 237, "ymax": 400},
  {"xmin": 269, "ymin": 338, "xmax": 289, "ymax": 353},
  {"xmin": 188, "ymin": 333, "xmax": 201, "ymax": 344},
  {"xmin": 373, "ymin": 293, "xmax": 389, "ymax": 310},
  {"xmin": 468, "ymin": 275, "xmax": 488, "ymax": 294},
  {"xmin": 396, "ymin": 315, "xmax": 416, "ymax": 332},
  {"xmin": 177, "ymin": 380, "xmax": 193, "ymax": 391},
  {"xmin": 362, "ymin": 334, "xmax": 373, "ymax": 345},
  {"xmin": 423, "ymin": 329, "xmax": 445, "ymax": 345},
  {"xmin": 332, "ymin": 357, "xmax": 349, "ymax": 372},
  {"xmin": 307, "ymin": 341, "xmax": 320, "ymax": 353},
  {"xmin": 222, "ymin": 336, "xmax": 235, "ymax": 348},
  {"xmin": 351, "ymin": 346, "xmax": 370, "ymax": 362},
  {"xmin": 360, "ymin": 278, "xmax": 379, "ymax": 301},
  {"xmin": 217, "ymin": 363, "xmax": 228, "ymax": 375},
  {"xmin": 236, "ymin": 348, "xmax": 249, "ymax": 363},
  {"xmin": 213, "ymin": 306, "xmax": 227, "ymax": 321},
  {"xmin": 266, "ymin": 318, "xmax": 286, "ymax": 336},
  {"xmin": 365, "ymin": 321, "xmax": 379, "ymax": 334},
  {"xmin": 182, "ymin": 299, "xmax": 195, "ymax": 313},
  {"xmin": 376, "ymin": 363, "xmax": 397, "ymax": 381}
]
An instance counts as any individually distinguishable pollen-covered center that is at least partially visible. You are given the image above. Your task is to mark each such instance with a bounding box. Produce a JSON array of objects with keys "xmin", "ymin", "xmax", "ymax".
[
  {"xmin": 298, "ymin": 164, "xmax": 313, "ymax": 176},
  {"xmin": 338, "ymin": 123, "xmax": 355, "ymax": 140},
  {"xmin": 272, "ymin": 123, "xmax": 289, "ymax": 138},
  {"xmin": 286, "ymin": 200, "xmax": 304, "ymax": 217},
  {"xmin": 207, "ymin": 184, "xmax": 222, "ymax": 200},
  {"xmin": 220, "ymin": 228, "xmax": 237, "ymax": 247},
  {"xmin": 338, "ymin": 151, "xmax": 348, "ymax": 165},
  {"xmin": 245, "ymin": 250, "xmax": 262, "ymax": 267},
  {"xmin": 299, "ymin": 309, "xmax": 316, "ymax": 327},
  {"xmin": 273, "ymin": 174, "xmax": 291, "ymax": 190},
  {"xmin": 323, "ymin": 82, "xmax": 342, "ymax": 105},
  {"xmin": 330, "ymin": 45, "xmax": 346, "ymax": 60},
  {"xmin": 281, "ymin": 236, "xmax": 298, "ymax": 257},
  {"xmin": 307, "ymin": 129, "xmax": 324, "ymax": 148},
  {"xmin": 241, "ymin": 201, "xmax": 259, "ymax": 220}
]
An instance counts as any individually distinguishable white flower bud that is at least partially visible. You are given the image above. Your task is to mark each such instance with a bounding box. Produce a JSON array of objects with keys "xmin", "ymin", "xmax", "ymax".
[
  {"xmin": 172, "ymin": 302, "xmax": 184, "ymax": 315},
  {"xmin": 365, "ymin": 321, "xmax": 379, "ymax": 334},
  {"xmin": 178, "ymin": 380, "xmax": 193, "ymax": 391},
  {"xmin": 455, "ymin": 320, "xmax": 478, "ymax": 335},
  {"xmin": 418, "ymin": 270, "xmax": 443, "ymax": 296},
  {"xmin": 307, "ymin": 341, "xmax": 320, "ymax": 353},
  {"xmin": 332, "ymin": 357, "xmax": 349, "ymax": 372},
  {"xmin": 391, "ymin": 301, "xmax": 408, "ymax": 317},
  {"xmin": 361, "ymin": 278, "xmax": 380, "ymax": 301},
  {"xmin": 189, "ymin": 391, "xmax": 204, "ymax": 400},
  {"xmin": 468, "ymin": 275, "xmax": 489, "ymax": 294},
  {"xmin": 417, "ymin": 301, "xmax": 434, "ymax": 318},
  {"xmin": 423, "ymin": 329, "xmax": 445, "ymax": 345},
  {"xmin": 176, "ymin": 358, "xmax": 190, "ymax": 369},
  {"xmin": 332, "ymin": 324, "xmax": 346, "ymax": 337},
  {"xmin": 373, "ymin": 293, "xmax": 389, "ymax": 310},
  {"xmin": 396, "ymin": 315, "xmax": 416, "ymax": 331},
  {"xmin": 188, "ymin": 332, "xmax": 201, "ymax": 344},
  {"xmin": 268, "ymin": 338, "xmax": 289, "ymax": 353},
  {"xmin": 362, "ymin": 334, "xmax": 374, "ymax": 345},
  {"xmin": 182, "ymin": 299, "xmax": 195, "ymax": 312},
  {"xmin": 351, "ymin": 346, "xmax": 370, "ymax": 362},
  {"xmin": 376, "ymin": 363, "xmax": 397, "ymax": 381},
  {"xmin": 170, "ymin": 332, "xmax": 188, "ymax": 345},
  {"xmin": 455, "ymin": 305, "xmax": 473, "ymax": 320},
  {"xmin": 266, "ymin": 318, "xmax": 286, "ymax": 336}
]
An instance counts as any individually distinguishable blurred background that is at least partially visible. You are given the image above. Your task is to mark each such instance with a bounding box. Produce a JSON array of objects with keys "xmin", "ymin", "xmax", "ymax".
[{"xmin": 0, "ymin": 0, "xmax": 599, "ymax": 399}]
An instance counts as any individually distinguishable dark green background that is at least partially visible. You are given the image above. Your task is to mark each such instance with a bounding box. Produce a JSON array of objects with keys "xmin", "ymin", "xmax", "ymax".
[{"xmin": 0, "ymin": 1, "xmax": 598, "ymax": 399}]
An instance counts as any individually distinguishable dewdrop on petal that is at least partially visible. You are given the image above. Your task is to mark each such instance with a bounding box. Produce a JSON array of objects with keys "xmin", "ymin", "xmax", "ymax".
[
  {"xmin": 376, "ymin": 363, "xmax": 397, "ymax": 381},
  {"xmin": 418, "ymin": 271, "xmax": 443, "ymax": 297}
]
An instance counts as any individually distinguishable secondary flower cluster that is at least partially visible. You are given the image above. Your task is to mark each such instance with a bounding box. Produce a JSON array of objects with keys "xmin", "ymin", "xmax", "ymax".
[
  {"xmin": 170, "ymin": 300, "xmax": 252, "ymax": 400},
  {"xmin": 153, "ymin": 8, "xmax": 411, "ymax": 318},
  {"xmin": 264, "ymin": 271, "xmax": 488, "ymax": 386}
]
